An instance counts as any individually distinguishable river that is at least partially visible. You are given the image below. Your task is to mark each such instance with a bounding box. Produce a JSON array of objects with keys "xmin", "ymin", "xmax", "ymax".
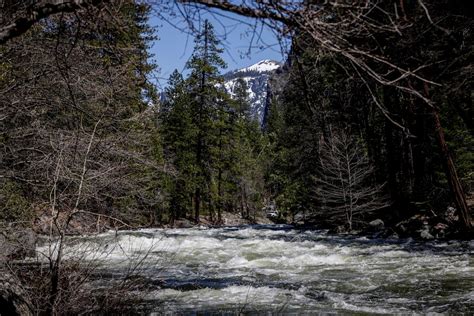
[{"xmin": 37, "ymin": 225, "xmax": 473, "ymax": 314}]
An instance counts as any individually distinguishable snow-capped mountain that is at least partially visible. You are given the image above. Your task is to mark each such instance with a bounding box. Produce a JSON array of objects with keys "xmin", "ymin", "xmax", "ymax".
[
  {"xmin": 224, "ymin": 60, "xmax": 281, "ymax": 123},
  {"xmin": 239, "ymin": 59, "xmax": 281, "ymax": 73}
]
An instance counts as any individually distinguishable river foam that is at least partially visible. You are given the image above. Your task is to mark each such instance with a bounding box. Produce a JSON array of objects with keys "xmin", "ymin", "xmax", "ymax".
[{"xmin": 35, "ymin": 225, "xmax": 473, "ymax": 313}]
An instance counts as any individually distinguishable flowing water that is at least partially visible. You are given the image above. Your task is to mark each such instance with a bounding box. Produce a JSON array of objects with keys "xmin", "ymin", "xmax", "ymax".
[{"xmin": 37, "ymin": 225, "xmax": 473, "ymax": 314}]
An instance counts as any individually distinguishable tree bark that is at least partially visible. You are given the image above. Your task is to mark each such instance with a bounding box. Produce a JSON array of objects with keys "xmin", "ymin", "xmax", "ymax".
[
  {"xmin": 193, "ymin": 21, "xmax": 209, "ymax": 224},
  {"xmin": 217, "ymin": 167, "xmax": 222, "ymax": 223},
  {"xmin": 425, "ymin": 83, "xmax": 472, "ymax": 230},
  {"xmin": 241, "ymin": 185, "xmax": 249, "ymax": 219},
  {"xmin": 194, "ymin": 187, "xmax": 201, "ymax": 223}
]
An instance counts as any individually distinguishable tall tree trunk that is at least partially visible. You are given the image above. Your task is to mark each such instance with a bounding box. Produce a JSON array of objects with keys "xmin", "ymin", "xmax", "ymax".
[
  {"xmin": 217, "ymin": 123, "xmax": 223, "ymax": 223},
  {"xmin": 383, "ymin": 86, "xmax": 409, "ymax": 219},
  {"xmin": 194, "ymin": 128, "xmax": 202, "ymax": 223},
  {"xmin": 194, "ymin": 22, "xmax": 209, "ymax": 224},
  {"xmin": 239, "ymin": 187, "xmax": 245, "ymax": 219},
  {"xmin": 425, "ymin": 83, "xmax": 471, "ymax": 230},
  {"xmin": 209, "ymin": 189, "xmax": 214, "ymax": 223},
  {"xmin": 207, "ymin": 187, "xmax": 214, "ymax": 222},
  {"xmin": 241, "ymin": 185, "xmax": 249, "ymax": 219},
  {"xmin": 194, "ymin": 187, "xmax": 201, "ymax": 223},
  {"xmin": 217, "ymin": 168, "xmax": 222, "ymax": 223}
]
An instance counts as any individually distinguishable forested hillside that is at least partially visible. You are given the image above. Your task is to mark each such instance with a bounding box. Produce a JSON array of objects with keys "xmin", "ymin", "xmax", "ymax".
[
  {"xmin": 159, "ymin": 21, "xmax": 266, "ymax": 224},
  {"xmin": 1, "ymin": 1, "xmax": 164, "ymax": 228},
  {"xmin": 1, "ymin": 0, "xmax": 472, "ymax": 233},
  {"xmin": 1, "ymin": 1, "xmax": 473, "ymax": 314},
  {"xmin": 262, "ymin": 1, "xmax": 473, "ymax": 233}
]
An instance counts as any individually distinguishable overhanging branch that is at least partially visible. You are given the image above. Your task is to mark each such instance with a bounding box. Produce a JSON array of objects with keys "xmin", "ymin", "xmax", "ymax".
[
  {"xmin": 0, "ymin": 0, "xmax": 108, "ymax": 45},
  {"xmin": 178, "ymin": 0, "xmax": 296, "ymax": 26}
]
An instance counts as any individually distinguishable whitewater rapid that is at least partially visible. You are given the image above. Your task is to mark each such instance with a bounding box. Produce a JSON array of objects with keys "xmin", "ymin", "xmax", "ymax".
[{"xmin": 36, "ymin": 225, "xmax": 473, "ymax": 314}]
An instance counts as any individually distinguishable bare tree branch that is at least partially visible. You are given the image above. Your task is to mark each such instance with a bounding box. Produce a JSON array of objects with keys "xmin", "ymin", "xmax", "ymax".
[
  {"xmin": 178, "ymin": 0, "xmax": 295, "ymax": 25},
  {"xmin": 0, "ymin": 0, "xmax": 108, "ymax": 44}
]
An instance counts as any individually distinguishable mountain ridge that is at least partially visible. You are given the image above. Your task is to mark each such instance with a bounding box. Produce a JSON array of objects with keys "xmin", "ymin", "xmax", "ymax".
[{"xmin": 223, "ymin": 60, "xmax": 281, "ymax": 124}]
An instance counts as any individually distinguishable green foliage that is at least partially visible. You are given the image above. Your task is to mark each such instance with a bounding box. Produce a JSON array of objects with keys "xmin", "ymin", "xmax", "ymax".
[
  {"xmin": 265, "ymin": 4, "xmax": 474, "ymax": 226},
  {"xmin": 158, "ymin": 21, "xmax": 266, "ymax": 222},
  {"xmin": 0, "ymin": 181, "xmax": 31, "ymax": 223},
  {"xmin": 443, "ymin": 101, "xmax": 474, "ymax": 193}
]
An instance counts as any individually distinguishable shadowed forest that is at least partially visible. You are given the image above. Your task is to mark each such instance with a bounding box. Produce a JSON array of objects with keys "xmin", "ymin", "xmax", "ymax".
[{"xmin": 0, "ymin": 1, "xmax": 473, "ymax": 314}]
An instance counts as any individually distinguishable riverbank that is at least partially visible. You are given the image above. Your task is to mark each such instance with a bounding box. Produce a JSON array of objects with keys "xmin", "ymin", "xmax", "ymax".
[
  {"xmin": 30, "ymin": 208, "xmax": 274, "ymax": 235},
  {"xmin": 1, "ymin": 209, "xmax": 274, "ymax": 260},
  {"xmin": 2, "ymin": 204, "xmax": 472, "ymax": 263},
  {"xmin": 295, "ymin": 215, "xmax": 473, "ymax": 241},
  {"xmin": 168, "ymin": 212, "xmax": 274, "ymax": 229}
]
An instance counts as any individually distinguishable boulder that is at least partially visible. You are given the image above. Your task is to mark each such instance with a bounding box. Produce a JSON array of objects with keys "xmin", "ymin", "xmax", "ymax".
[
  {"xmin": 444, "ymin": 206, "xmax": 459, "ymax": 224},
  {"xmin": 0, "ymin": 271, "xmax": 33, "ymax": 316},
  {"xmin": 388, "ymin": 232, "xmax": 399, "ymax": 240},
  {"xmin": 420, "ymin": 227, "xmax": 434, "ymax": 240},
  {"xmin": 433, "ymin": 222, "xmax": 449, "ymax": 238},
  {"xmin": 368, "ymin": 219, "xmax": 385, "ymax": 231},
  {"xmin": 173, "ymin": 219, "xmax": 194, "ymax": 228},
  {"xmin": 329, "ymin": 225, "xmax": 347, "ymax": 234},
  {"xmin": 394, "ymin": 214, "xmax": 429, "ymax": 238}
]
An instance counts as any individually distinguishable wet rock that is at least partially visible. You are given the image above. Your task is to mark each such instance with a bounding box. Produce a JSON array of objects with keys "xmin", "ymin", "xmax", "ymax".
[
  {"xmin": 388, "ymin": 232, "xmax": 399, "ymax": 240},
  {"xmin": 433, "ymin": 223, "xmax": 448, "ymax": 239},
  {"xmin": 304, "ymin": 290, "xmax": 327, "ymax": 301},
  {"xmin": 396, "ymin": 224, "xmax": 407, "ymax": 234},
  {"xmin": 444, "ymin": 206, "xmax": 459, "ymax": 224},
  {"xmin": 20, "ymin": 229, "xmax": 36, "ymax": 256},
  {"xmin": 369, "ymin": 219, "xmax": 385, "ymax": 231},
  {"xmin": 394, "ymin": 214, "xmax": 429, "ymax": 238},
  {"xmin": 174, "ymin": 219, "xmax": 194, "ymax": 228},
  {"xmin": 33, "ymin": 210, "xmax": 52, "ymax": 235},
  {"xmin": 329, "ymin": 225, "xmax": 347, "ymax": 234},
  {"xmin": 420, "ymin": 228, "xmax": 434, "ymax": 240},
  {"xmin": 0, "ymin": 271, "xmax": 33, "ymax": 316}
]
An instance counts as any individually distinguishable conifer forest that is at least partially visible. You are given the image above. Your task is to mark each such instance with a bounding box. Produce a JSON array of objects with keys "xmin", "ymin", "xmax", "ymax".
[{"xmin": 0, "ymin": 1, "xmax": 473, "ymax": 314}]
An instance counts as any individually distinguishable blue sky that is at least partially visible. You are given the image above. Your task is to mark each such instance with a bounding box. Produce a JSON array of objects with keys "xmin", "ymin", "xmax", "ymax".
[{"xmin": 148, "ymin": 11, "xmax": 287, "ymax": 88}]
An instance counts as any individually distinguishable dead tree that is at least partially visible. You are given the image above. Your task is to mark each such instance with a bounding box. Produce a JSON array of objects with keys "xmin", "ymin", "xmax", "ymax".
[{"xmin": 315, "ymin": 131, "xmax": 389, "ymax": 231}]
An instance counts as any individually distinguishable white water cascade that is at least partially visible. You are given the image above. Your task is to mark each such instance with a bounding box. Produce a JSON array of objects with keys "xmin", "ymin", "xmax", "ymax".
[{"xmin": 36, "ymin": 225, "xmax": 473, "ymax": 314}]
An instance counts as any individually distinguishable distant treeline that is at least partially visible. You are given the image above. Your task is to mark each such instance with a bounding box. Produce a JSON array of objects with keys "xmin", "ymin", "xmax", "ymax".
[{"xmin": 1, "ymin": 0, "xmax": 472, "ymax": 232}]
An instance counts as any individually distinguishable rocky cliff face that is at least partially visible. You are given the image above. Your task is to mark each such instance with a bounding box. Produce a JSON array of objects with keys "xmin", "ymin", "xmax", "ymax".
[{"xmin": 223, "ymin": 60, "xmax": 281, "ymax": 124}]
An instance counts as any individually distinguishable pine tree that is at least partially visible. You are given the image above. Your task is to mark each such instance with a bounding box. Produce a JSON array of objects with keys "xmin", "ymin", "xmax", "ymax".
[
  {"xmin": 227, "ymin": 77, "xmax": 266, "ymax": 220},
  {"xmin": 185, "ymin": 20, "xmax": 227, "ymax": 222},
  {"xmin": 233, "ymin": 78, "xmax": 252, "ymax": 118},
  {"xmin": 160, "ymin": 70, "xmax": 196, "ymax": 221}
]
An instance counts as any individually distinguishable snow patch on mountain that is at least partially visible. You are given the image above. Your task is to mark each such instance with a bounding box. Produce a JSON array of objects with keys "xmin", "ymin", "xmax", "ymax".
[
  {"xmin": 224, "ymin": 60, "xmax": 281, "ymax": 123},
  {"xmin": 239, "ymin": 59, "xmax": 281, "ymax": 73}
]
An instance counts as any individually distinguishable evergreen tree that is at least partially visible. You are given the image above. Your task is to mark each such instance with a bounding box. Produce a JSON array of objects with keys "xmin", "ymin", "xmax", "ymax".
[
  {"xmin": 229, "ymin": 77, "xmax": 266, "ymax": 220},
  {"xmin": 160, "ymin": 31, "xmax": 267, "ymax": 223},
  {"xmin": 233, "ymin": 78, "xmax": 252, "ymax": 118},
  {"xmin": 185, "ymin": 20, "xmax": 227, "ymax": 222},
  {"xmin": 160, "ymin": 70, "xmax": 196, "ymax": 221}
]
